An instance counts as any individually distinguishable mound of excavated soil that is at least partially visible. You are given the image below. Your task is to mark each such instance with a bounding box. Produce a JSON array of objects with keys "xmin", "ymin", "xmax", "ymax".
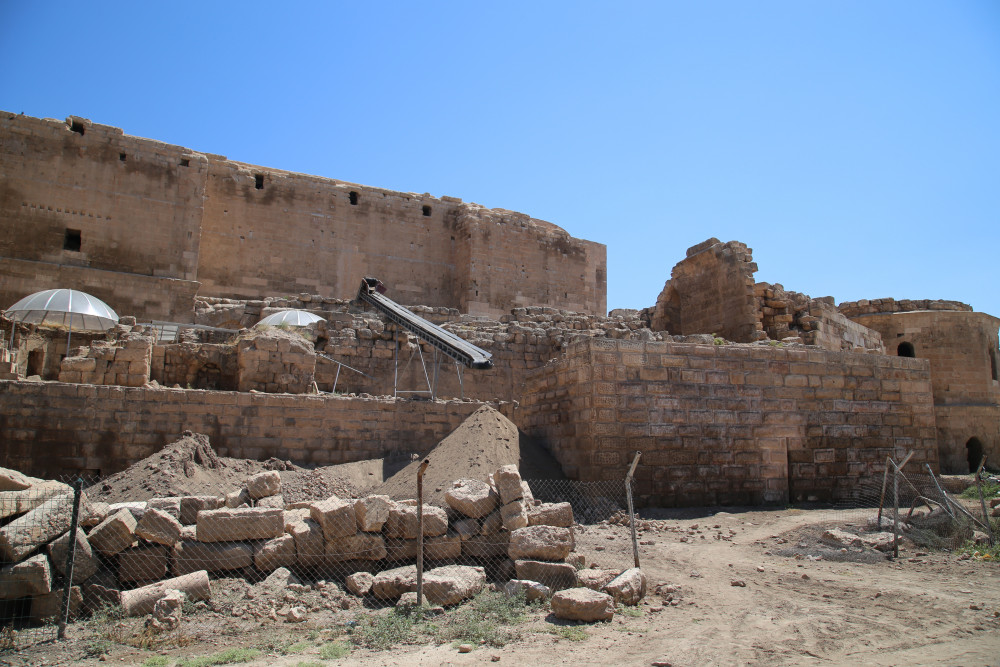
[
  {"xmin": 374, "ymin": 405, "xmax": 565, "ymax": 505},
  {"xmin": 87, "ymin": 432, "xmax": 384, "ymax": 504}
]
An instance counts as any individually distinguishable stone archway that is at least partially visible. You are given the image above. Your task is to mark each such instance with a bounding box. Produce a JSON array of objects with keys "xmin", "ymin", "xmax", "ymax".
[
  {"xmin": 966, "ymin": 437, "xmax": 984, "ymax": 473},
  {"xmin": 897, "ymin": 342, "xmax": 915, "ymax": 358}
]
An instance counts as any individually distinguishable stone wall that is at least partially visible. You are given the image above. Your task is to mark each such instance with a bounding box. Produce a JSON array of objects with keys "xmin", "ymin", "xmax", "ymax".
[
  {"xmin": 0, "ymin": 380, "xmax": 515, "ymax": 479},
  {"xmin": 649, "ymin": 239, "xmax": 763, "ymax": 343},
  {"xmin": 755, "ymin": 283, "xmax": 884, "ymax": 352},
  {"xmin": 0, "ymin": 112, "xmax": 605, "ymax": 320},
  {"xmin": 839, "ymin": 298, "xmax": 974, "ymax": 318},
  {"xmin": 846, "ymin": 309, "xmax": 1000, "ymax": 473},
  {"xmin": 520, "ymin": 338, "xmax": 938, "ymax": 505},
  {"xmin": 58, "ymin": 333, "xmax": 154, "ymax": 387}
]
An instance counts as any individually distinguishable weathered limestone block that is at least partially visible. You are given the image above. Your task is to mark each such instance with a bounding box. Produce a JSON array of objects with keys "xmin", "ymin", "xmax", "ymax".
[
  {"xmin": 602, "ymin": 567, "xmax": 646, "ymax": 606},
  {"xmin": 494, "ymin": 465, "xmax": 524, "ymax": 505},
  {"xmin": 425, "ymin": 533, "xmax": 462, "ymax": 560},
  {"xmin": 257, "ymin": 495, "xmax": 284, "ymax": 509},
  {"xmin": 146, "ymin": 497, "xmax": 181, "ymax": 519},
  {"xmin": 500, "ymin": 499, "xmax": 529, "ymax": 531},
  {"xmin": 120, "ymin": 571, "xmax": 211, "ymax": 617},
  {"xmin": 149, "ymin": 589, "xmax": 185, "ymax": 631},
  {"xmin": 354, "ymin": 495, "xmax": 392, "ymax": 532},
  {"xmin": 135, "ymin": 508, "xmax": 183, "ymax": 546},
  {"xmin": 508, "ymin": 525, "xmax": 574, "ymax": 561},
  {"xmin": 462, "ymin": 533, "xmax": 509, "ymax": 559},
  {"xmin": 385, "ymin": 538, "xmax": 419, "ymax": 561},
  {"xmin": 479, "ymin": 510, "xmax": 502, "ymax": 536},
  {"xmin": 173, "ymin": 540, "xmax": 255, "ymax": 576},
  {"xmin": 576, "ymin": 568, "xmax": 618, "ymax": 591},
  {"xmin": 325, "ymin": 532, "xmax": 387, "ymax": 562},
  {"xmin": 88, "ymin": 509, "xmax": 137, "ymax": 558},
  {"xmin": 82, "ymin": 501, "xmax": 109, "ymax": 528},
  {"xmin": 0, "ymin": 466, "xmax": 41, "ymax": 492},
  {"xmin": 197, "ymin": 507, "xmax": 284, "ymax": 542},
  {"xmin": 385, "ymin": 504, "xmax": 448, "ymax": 539},
  {"xmin": 444, "ymin": 479, "xmax": 499, "ymax": 519},
  {"xmin": 371, "ymin": 565, "xmax": 418, "ymax": 601},
  {"xmin": 287, "ymin": 517, "xmax": 325, "ymax": 567},
  {"xmin": 452, "ymin": 518, "xmax": 479, "ymax": 541},
  {"xmin": 48, "ymin": 528, "xmax": 99, "ymax": 584},
  {"xmin": 0, "ymin": 481, "xmax": 72, "ymax": 520},
  {"xmin": 108, "ymin": 502, "xmax": 147, "ymax": 520},
  {"xmin": 504, "ymin": 579, "xmax": 550, "ymax": 601},
  {"xmin": 527, "ymin": 502, "xmax": 574, "ymax": 528},
  {"xmin": 258, "ymin": 566, "xmax": 301, "ymax": 594},
  {"xmin": 0, "ymin": 554, "xmax": 52, "ymax": 599},
  {"xmin": 179, "ymin": 496, "xmax": 224, "ymax": 525},
  {"xmin": 254, "ymin": 534, "xmax": 296, "ymax": 571},
  {"xmin": 225, "ymin": 488, "xmax": 251, "ymax": 509},
  {"xmin": 118, "ymin": 545, "xmax": 169, "ymax": 583},
  {"xmin": 310, "ymin": 497, "xmax": 356, "ymax": 540},
  {"xmin": 31, "ymin": 586, "xmax": 82, "ymax": 622},
  {"xmin": 514, "ymin": 560, "xmax": 578, "ymax": 592},
  {"xmin": 0, "ymin": 490, "xmax": 81, "ymax": 562},
  {"xmin": 345, "ymin": 571, "xmax": 374, "ymax": 596},
  {"xmin": 247, "ymin": 471, "xmax": 281, "ymax": 500},
  {"xmin": 423, "ymin": 565, "xmax": 486, "ymax": 606},
  {"xmin": 551, "ymin": 588, "xmax": 615, "ymax": 622}
]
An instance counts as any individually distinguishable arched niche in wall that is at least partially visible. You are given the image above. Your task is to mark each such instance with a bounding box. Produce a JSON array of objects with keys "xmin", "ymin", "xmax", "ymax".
[
  {"xmin": 966, "ymin": 437, "xmax": 984, "ymax": 474},
  {"xmin": 897, "ymin": 341, "xmax": 915, "ymax": 358}
]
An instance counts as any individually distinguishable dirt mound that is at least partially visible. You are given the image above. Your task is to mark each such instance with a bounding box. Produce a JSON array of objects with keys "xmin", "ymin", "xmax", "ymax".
[{"xmin": 374, "ymin": 405, "xmax": 565, "ymax": 505}]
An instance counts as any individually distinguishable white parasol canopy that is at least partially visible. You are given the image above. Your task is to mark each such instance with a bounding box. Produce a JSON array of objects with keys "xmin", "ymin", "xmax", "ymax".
[
  {"xmin": 5, "ymin": 289, "xmax": 119, "ymax": 331},
  {"xmin": 255, "ymin": 309, "xmax": 326, "ymax": 328}
]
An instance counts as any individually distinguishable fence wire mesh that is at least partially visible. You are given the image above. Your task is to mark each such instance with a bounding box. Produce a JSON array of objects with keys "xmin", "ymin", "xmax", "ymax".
[{"xmin": 1, "ymin": 471, "xmax": 635, "ymax": 652}]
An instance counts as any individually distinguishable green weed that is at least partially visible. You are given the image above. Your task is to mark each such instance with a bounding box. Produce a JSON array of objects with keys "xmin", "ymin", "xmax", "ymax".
[
  {"xmin": 318, "ymin": 641, "xmax": 351, "ymax": 660},
  {"xmin": 175, "ymin": 647, "xmax": 261, "ymax": 667},
  {"xmin": 351, "ymin": 611, "xmax": 416, "ymax": 650},
  {"xmin": 959, "ymin": 480, "xmax": 1000, "ymax": 500},
  {"xmin": 143, "ymin": 658, "xmax": 170, "ymax": 667},
  {"xmin": 548, "ymin": 626, "xmax": 588, "ymax": 641},
  {"xmin": 438, "ymin": 590, "xmax": 528, "ymax": 648}
]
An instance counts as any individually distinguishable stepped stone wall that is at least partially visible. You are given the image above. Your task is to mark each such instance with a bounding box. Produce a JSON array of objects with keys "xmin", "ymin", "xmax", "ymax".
[{"xmin": 520, "ymin": 338, "xmax": 938, "ymax": 505}]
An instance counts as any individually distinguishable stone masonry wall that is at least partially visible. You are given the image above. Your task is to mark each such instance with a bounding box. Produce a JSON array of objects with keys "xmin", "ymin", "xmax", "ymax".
[
  {"xmin": 520, "ymin": 338, "xmax": 938, "ymax": 505},
  {"xmin": 755, "ymin": 283, "xmax": 884, "ymax": 352},
  {"xmin": 0, "ymin": 380, "xmax": 515, "ymax": 479},
  {"xmin": 0, "ymin": 112, "xmax": 605, "ymax": 320}
]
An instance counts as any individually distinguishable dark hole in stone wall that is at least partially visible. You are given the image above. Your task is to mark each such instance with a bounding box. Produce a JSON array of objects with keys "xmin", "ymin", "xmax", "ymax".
[
  {"xmin": 422, "ymin": 205, "xmax": 431, "ymax": 217},
  {"xmin": 255, "ymin": 174, "xmax": 264, "ymax": 190},
  {"xmin": 966, "ymin": 437, "xmax": 984, "ymax": 474},
  {"xmin": 70, "ymin": 121, "xmax": 85, "ymax": 135},
  {"xmin": 349, "ymin": 191, "xmax": 359, "ymax": 205},
  {"xmin": 64, "ymin": 229, "xmax": 81, "ymax": 252},
  {"xmin": 897, "ymin": 342, "xmax": 915, "ymax": 358}
]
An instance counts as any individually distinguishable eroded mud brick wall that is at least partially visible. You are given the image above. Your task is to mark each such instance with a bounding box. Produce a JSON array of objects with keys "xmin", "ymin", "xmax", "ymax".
[
  {"xmin": 0, "ymin": 381, "xmax": 515, "ymax": 479},
  {"xmin": 520, "ymin": 338, "xmax": 938, "ymax": 505},
  {"xmin": 650, "ymin": 239, "xmax": 762, "ymax": 342},
  {"xmin": 0, "ymin": 112, "xmax": 605, "ymax": 319},
  {"xmin": 845, "ymin": 308, "xmax": 1000, "ymax": 473},
  {"xmin": 0, "ymin": 114, "xmax": 202, "ymax": 320}
]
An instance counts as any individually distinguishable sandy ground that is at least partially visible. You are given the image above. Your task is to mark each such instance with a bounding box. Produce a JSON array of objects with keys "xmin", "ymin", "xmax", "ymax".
[{"xmin": 11, "ymin": 505, "xmax": 999, "ymax": 667}]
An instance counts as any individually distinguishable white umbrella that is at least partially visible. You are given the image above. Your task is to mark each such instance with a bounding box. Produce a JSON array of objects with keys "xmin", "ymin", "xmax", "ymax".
[
  {"xmin": 5, "ymin": 288, "xmax": 120, "ymax": 352},
  {"xmin": 255, "ymin": 309, "xmax": 326, "ymax": 328}
]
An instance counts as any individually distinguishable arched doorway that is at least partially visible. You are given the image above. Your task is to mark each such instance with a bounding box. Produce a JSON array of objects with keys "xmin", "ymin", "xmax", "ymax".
[
  {"xmin": 966, "ymin": 437, "xmax": 984, "ymax": 473},
  {"xmin": 897, "ymin": 342, "xmax": 915, "ymax": 358}
]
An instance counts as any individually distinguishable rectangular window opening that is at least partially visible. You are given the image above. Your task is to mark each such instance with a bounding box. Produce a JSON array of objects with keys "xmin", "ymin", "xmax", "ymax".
[
  {"xmin": 254, "ymin": 174, "xmax": 264, "ymax": 190},
  {"xmin": 70, "ymin": 121, "xmax": 85, "ymax": 136},
  {"xmin": 180, "ymin": 158, "xmax": 190, "ymax": 167},
  {"xmin": 119, "ymin": 153, "xmax": 127, "ymax": 162},
  {"xmin": 64, "ymin": 229, "xmax": 82, "ymax": 252},
  {"xmin": 349, "ymin": 191, "xmax": 359, "ymax": 205},
  {"xmin": 422, "ymin": 205, "xmax": 432, "ymax": 217}
]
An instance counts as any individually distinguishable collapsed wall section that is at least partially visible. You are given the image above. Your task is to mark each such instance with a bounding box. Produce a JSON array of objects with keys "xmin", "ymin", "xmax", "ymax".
[
  {"xmin": 0, "ymin": 380, "xmax": 514, "ymax": 479},
  {"xmin": 520, "ymin": 338, "xmax": 938, "ymax": 505}
]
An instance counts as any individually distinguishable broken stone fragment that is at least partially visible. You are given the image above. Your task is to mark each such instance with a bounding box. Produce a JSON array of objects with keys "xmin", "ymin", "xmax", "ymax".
[
  {"xmin": 422, "ymin": 565, "xmax": 486, "ymax": 606},
  {"xmin": 254, "ymin": 534, "xmax": 297, "ymax": 571},
  {"xmin": 48, "ymin": 528, "xmax": 99, "ymax": 584},
  {"xmin": 576, "ymin": 568, "xmax": 618, "ymax": 591},
  {"xmin": 247, "ymin": 471, "xmax": 281, "ymax": 500},
  {"xmin": 444, "ymin": 479, "xmax": 499, "ymax": 519},
  {"xmin": 354, "ymin": 495, "xmax": 392, "ymax": 532},
  {"xmin": 146, "ymin": 497, "xmax": 181, "ymax": 519},
  {"xmin": 500, "ymin": 499, "xmax": 529, "ymax": 531},
  {"xmin": 88, "ymin": 509, "xmax": 138, "ymax": 558},
  {"xmin": 0, "ymin": 480, "xmax": 73, "ymax": 520},
  {"xmin": 0, "ymin": 466, "xmax": 41, "ymax": 492},
  {"xmin": 179, "ymin": 496, "xmax": 224, "ymax": 525},
  {"xmin": 424, "ymin": 532, "xmax": 462, "ymax": 560},
  {"xmin": 310, "ymin": 496, "xmax": 357, "ymax": 541},
  {"xmin": 494, "ymin": 465, "xmax": 524, "ymax": 505},
  {"xmin": 371, "ymin": 565, "xmax": 418, "ymax": 601},
  {"xmin": 0, "ymin": 553, "xmax": 52, "ymax": 600},
  {"xmin": 602, "ymin": 567, "xmax": 647, "ymax": 606},
  {"xmin": 550, "ymin": 587, "xmax": 615, "ymax": 622},
  {"xmin": 173, "ymin": 540, "xmax": 255, "ymax": 576},
  {"xmin": 345, "ymin": 571, "xmax": 375, "ymax": 596},
  {"xmin": 325, "ymin": 532, "xmax": 387, "ymax": 562},
  {"xmin": 385, "ymin": 503, "xmax": 448, "ymax": 539},
  {"xmin": 257, "ymin": 494, "xmax": 284, "ymax": 509},
  {"xmin": 196, "ymin": 507, "xmax": 284, "ymax": 542},
  {"xmin": 31, "ymin": 586, "xmax": 83, "ymax": 623},
  {"xmin": 508, "ymin": 525, "xmax": 575, "ymax": 561},
  {"xmin": 527, "ymin": 502, "xmax": 574, "ymax": 528},
  {"xmin": 135, "ymin": 507, "xmax": 183, "ymax": 546},
  {"xmin": 120, "ymin": 571, "xmax": 211, "ymax": 617},
  {"xmin": 118, "ymin": 545, "xmax": 169, "ymax": 584},
  {"xmin": 515, "ymin": 560, "xmax": 578, "ymax": 592}
]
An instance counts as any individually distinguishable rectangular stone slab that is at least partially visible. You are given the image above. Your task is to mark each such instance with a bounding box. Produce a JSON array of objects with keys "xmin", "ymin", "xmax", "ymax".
[
  {"xmin": 196, "ymin": 507, "xmax": 283, "ymax": 542},
  {"xmin": 0, "ymin": 492, "xmax": 83, "ymax": 563}
]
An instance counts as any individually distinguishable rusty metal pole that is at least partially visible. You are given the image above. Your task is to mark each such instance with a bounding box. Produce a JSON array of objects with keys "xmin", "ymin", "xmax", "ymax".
[
  {"xmin": 877, "ymin": 457, "xmax": 891, "ymax": 530},
  {"xmin": 59, "ymin": 477, "xmax": 84, "ymax": 639},
  {"xmin": 625, "ymin": 451, "xmax": 642, "ymax": 569},
  {"xmin": 416, "ymin": 459, "xmax": 430, "ymax": 606},
  {"xmin": 974, "ymin": 456, "xmax": 995, "ymax": 547}
]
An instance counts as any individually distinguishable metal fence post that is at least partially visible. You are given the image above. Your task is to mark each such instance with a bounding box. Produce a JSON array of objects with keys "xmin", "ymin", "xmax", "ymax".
[
  {"xmin": 625, "ymin": 451, "xmax": 641, "ymax": 569},
  {"xmin": 973, "ymin": 456, "xmax": 995, "ymax": 547},
  {"xmin": 58, "ymin": 477, "xmax": 84, "ymax": 639},
  {"xmin": 892, "ymin": 462, "xmax": 900, "ymax": 559},
  {"xmin": 416, "ymin": 459, "xmax": 429, "ymax": 606}
]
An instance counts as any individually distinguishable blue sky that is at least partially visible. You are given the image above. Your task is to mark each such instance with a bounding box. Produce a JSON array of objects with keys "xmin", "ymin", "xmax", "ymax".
[{"xmin": 2, "ymin": 2, "xmax": 998, "ymax": 316}]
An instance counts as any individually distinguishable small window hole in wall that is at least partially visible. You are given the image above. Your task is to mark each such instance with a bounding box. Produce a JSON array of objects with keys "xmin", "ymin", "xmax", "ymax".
[
  {"xmin": 966, "ymin": 437, "xmax": 984, "ymax": 473},
  {"xmin": 180, "ymin": 158, "xmax": 190, "ymax": 167},
  {"xmin": 63, "ymin": 229, "xmax": 81, "ymax": 252},
  {"xmin": 119, "ymin": 153, "xmax": 127, "ymax": 162},
  {"xmin": 990, "ymin": 344, "xmax": 998, "ymax": 381},
  {"xmin": 254, "ymin": 174, "xmax": 264, "ymax": 190},
  {"xmin": 70, "ymin": 121, "xmax": 85, "ymax": 135},
  {"xmin": 26, "ymin": 349, "xmax": 44, "ymax": 377},
  {"xmin": 422, "ymin": 205, "xmax": 432, "ymax": 217},
  {"xmin": 897, "ymin": 342, "xmax": 915, "ymax": 358},
  {"xmin": 349, "ymin": 191, "xmax": 359, "ymax": 205}
]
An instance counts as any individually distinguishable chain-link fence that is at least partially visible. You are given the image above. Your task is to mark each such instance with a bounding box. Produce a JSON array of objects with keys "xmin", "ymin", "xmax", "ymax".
[{"xmin": 1, "ymin": 468, "xmax": 637, "ymax": 652}]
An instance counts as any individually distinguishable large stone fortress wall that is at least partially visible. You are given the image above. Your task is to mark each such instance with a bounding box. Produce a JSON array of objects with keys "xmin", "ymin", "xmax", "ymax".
[{"xmin": 0, "ymin": 112, "xmax": 606, "ymax": 320}]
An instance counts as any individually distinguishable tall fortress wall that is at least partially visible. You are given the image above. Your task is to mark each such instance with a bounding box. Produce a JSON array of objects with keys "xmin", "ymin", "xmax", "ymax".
[{"xmin": 0, "ymin": 112, "xmax": 606, "ymax": 321}]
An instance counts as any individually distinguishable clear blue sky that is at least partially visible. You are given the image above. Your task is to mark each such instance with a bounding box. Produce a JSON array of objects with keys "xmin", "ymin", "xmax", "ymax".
[{"xmin": 2, "ymin": 2, "xmax": 998, "ymax": 316}]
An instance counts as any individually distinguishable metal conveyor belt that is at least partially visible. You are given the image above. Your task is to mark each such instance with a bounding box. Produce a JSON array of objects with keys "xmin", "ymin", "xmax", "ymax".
[{"xmin": 357, "ymin": 277, "xmax": 494, "ymax": 370}]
